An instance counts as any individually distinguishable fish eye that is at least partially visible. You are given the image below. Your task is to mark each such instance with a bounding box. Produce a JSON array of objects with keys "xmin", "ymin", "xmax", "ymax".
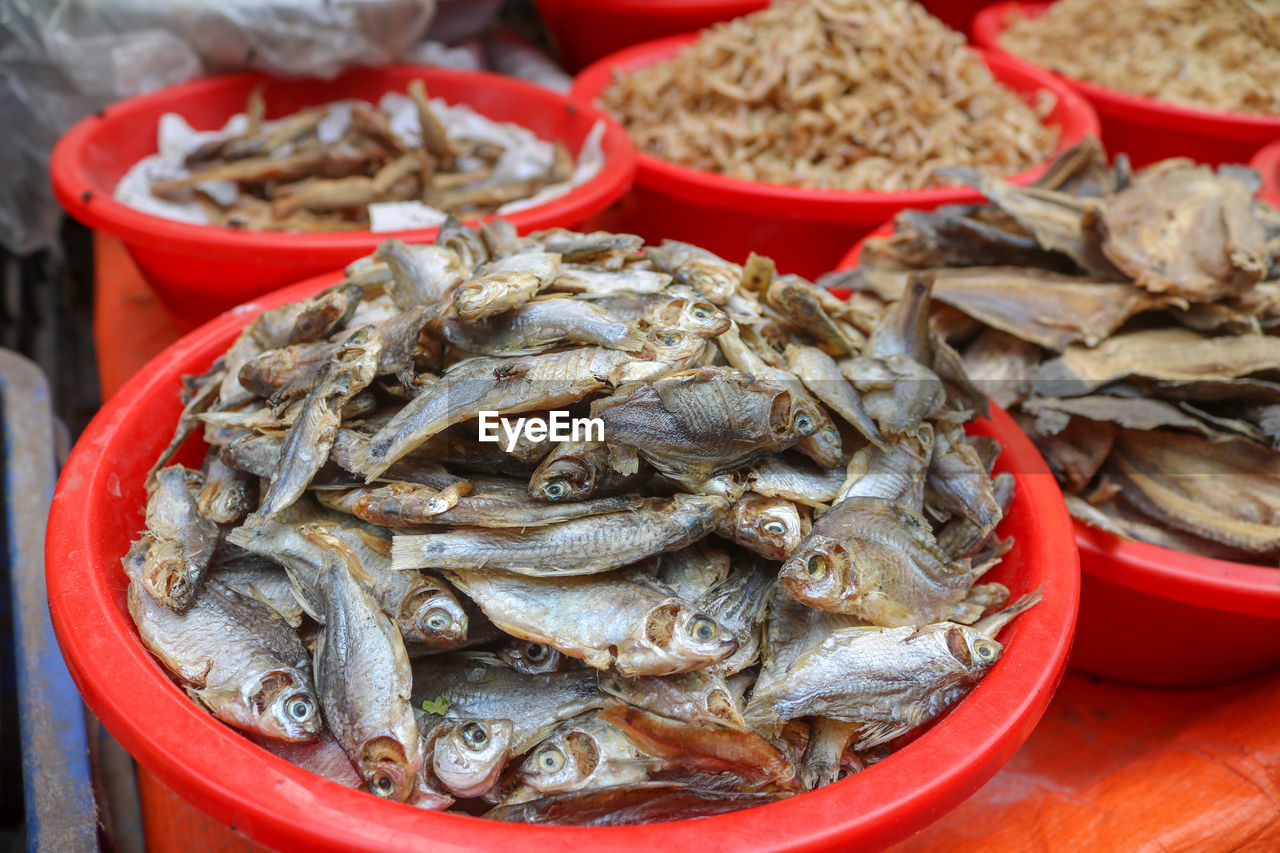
[
  {"xmin": 974, "ymin": 640, "xmax": 998, "ymax": 662},
  {"xmin": 525, "ymin": 643, "xmax": 549, "ymax": 663},
  {"xmin": 543, "ymin": 480, "xmax": 569, "ymax": 500},
  {"xmin": 659, "ymin": 333, "xmax": 682, "ymax": 346},
  {"xmin": 806, "ymin": 555, "xmax": 827, "ymax": 580},
  {"xmin": 460, "ymin": 722, "xmax": 489, "ymax": 750},
  {"xmin": 690, "ymin": 303, "xmax": 715, "ymax": 319},
  {"xmin": 370, "ymin": 772, "xmax": 396, "ymax": 797},
  {"xmin": 794, "ymin": 413, "xmax": 816, "ymax": 435},
  {"xmin": 284, "ymin": 694, "xmax": 314, "ymax": 723},
  {"xmin": 762, "ymin": 520, "xmax": 787, "ymax": 535},
  {"xmin": 424, "ymin": 608, "xmax": 453, "ymax": 632},
  {"xmin": 535, "ymin": 745, "xmax": 566, "ymax": 773},
  {"xmin": 688, "ymin": 616, "xmax": 717, "ymax": 642}
]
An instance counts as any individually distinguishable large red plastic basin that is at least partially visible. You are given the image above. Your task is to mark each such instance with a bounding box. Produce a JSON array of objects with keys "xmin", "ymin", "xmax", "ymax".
[
  {"xmin": 837, "ymin": 230, "xmax": 1280, "ymax": 687},
  {"xmin": 50, "ymin": 66, "xmax": 636, "ymax": 329},
  {"xmin": 534, "ymin": 1, "xmax": 1000, "ymax": 73},
  {"xmin": 48, "ymin": 271, "xmax": 1078, "ymax": 852},
  {"xmin": 534, "ymin": 0, "xmax": 771, "ymax": 72},
  {"xmin": 569, "ymin": 36, "xmax": 1098, "ymax": 280},
  {"xmin": 973, "ymin": 3, "xmax": 1280, "ymax": 168},
  {"xmin": 1251, "ymin": 140, "xmax": 1280, "ymax": 208}
]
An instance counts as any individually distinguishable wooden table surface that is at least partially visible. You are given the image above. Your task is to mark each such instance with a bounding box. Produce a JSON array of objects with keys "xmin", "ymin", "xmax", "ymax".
[{"xmin": 92, "ymin": 235, "xmax": 1280, "ymax": 852}]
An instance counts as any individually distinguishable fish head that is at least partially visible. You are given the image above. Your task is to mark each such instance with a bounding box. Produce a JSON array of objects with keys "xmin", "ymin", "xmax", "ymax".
[
  {"xmin": 530, "ymin": 456, "xmax": 594, "ymax": 502},
  {"xmin": 361, "ymin": 735, "xmax": 421, "ymax": 802},
  {"xmin": 795, "ymin": 424, "xmax": 843, "ymax": 469},
  {"xmin": 498, "ymin": 640, "xmax": 565, "ymax": 675},
  {"xmin": 774, "ymin": 390, "xmax": 826, "ymax": 441},
  {"xmin": 675, "ymin": 260, "xmax": 737, "ymax": 305},
  {"xmin": 733, "ymin": 494, "xmax": 803, "ymax": 560},
  {"xmin": 431, "ymin": 719, "xmax": 514, "ymax": 799},
  {"xmin": 292, "ymin": 286, "xmax": 360, "ymax": 342},
  {"xmin": 141, "ymin": 557, "xmax": 197, "ymax": 611},
  {"xmin": 618, "ymin": 604, "xmax": 739, "ymax": 676},
  {"xmin": 665, "ymin": 297, "xmax": 732, "ymax": 338},
  {"xmin": 942, "ymin": 625, "xmax": 1005, "ymax": 676},
  {"xmin": 643, "ymin": 328, "xmax": 708, "ymax": 367},
  {"xmin": 778, "ymin": 534, "xmax": 856, "ymax": 610},
  {"xmin": 520, "ymin": 726, "xmax": 601, "ymax": 794},
  {"xmin": 400, "ymin": 582, "xmax": 469, "ymax": 647},
  {"xmin": 222, "ymin": 668, "xmax": 321, "ymax": 743},
  {"xmin": 451, "ymin": 279, "xmax": 502, "ymax": 320}
]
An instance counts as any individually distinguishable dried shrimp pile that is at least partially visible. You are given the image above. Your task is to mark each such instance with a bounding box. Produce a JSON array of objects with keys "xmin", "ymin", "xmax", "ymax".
[
  {"xmin": 598, "ymin": 0, "xmax": 1059, "ymax": 191},
  {"xmin": 835, "ymin": 138, "xmax": 1280, "ymax": 564},
  {"xmin": 122, "ymin": 219, "xmax": 1038, "ymax": 823},
  {"xmin": 1001, "ymin": 0, "xmax": 1280, "ymax": 115}
]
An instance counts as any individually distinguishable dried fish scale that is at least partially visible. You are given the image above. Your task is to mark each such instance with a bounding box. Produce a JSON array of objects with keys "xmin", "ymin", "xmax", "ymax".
[{"xmin": 123, "ymin": 221, "xmax": 1032, "ymax": 821}]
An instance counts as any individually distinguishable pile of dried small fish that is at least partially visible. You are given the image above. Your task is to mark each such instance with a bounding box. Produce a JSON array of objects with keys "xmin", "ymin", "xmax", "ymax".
[
  {"xmin": 123, "ymin": 219, "xmax": 1038, "ymax": 823},
  {"xmin": 830, "ymin": 137, "xmax": 1280, "ymax": 565},
  {"xmin": 597, "ymin": 0, "xmax": 1058, "ymax": 191},
  {"xmin": 119, "ymin": 82, "xmax": 578, "ymax": 231},
  {"xmin": 1000, "ymin": 0, "xmax": 1280, "ymax": 115}
]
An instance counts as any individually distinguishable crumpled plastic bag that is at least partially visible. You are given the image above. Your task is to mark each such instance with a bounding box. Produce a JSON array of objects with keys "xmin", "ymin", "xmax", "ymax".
[{"xmin": 0, "ymin": 0, "xmax": 434, "ymax": 255}]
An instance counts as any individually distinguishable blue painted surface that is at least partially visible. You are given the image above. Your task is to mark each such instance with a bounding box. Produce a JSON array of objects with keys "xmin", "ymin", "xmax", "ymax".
[{"xmin": 2, "ymin": 350, "xmax": 97, "ymax": 852}]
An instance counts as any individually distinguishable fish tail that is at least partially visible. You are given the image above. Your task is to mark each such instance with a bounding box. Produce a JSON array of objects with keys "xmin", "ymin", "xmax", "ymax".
[
  {"xmin": 389, "ymin": 536, "xmax": 429, "ymax": 572},
  {"xmin": 348, "ymin": 444, "xmax": 392, "ymax": 482}
]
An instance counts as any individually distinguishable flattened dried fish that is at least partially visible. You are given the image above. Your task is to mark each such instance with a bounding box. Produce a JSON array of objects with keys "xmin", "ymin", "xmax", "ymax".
[
  {"xmin": 779, "ymin": 497, "xmax": 971, "ymax": 626},
  {"xmin": 390, "ymin": 494, "xmax": 728, "ymax": 576},
  {"xmin": 308, "ymin": 526, "xmax": 423, "ymax": 801},
  {"xmin": 125, "ymin": 537, "xmax": 321, "ymax": 743},
  {"xmin": 442, "ymin": 568, "xmax": 738, "ymax": 676},
  {"xmin": 1111, "ymin": 429, "xmax": 1280, "ymax": 553},
  {"xmin": 744, "ymin": 592, "xmax": 1041, "ymax": 741},
  {"xmin": 143, "ymin": 465, "xmax": 218, "ymax": 611}
]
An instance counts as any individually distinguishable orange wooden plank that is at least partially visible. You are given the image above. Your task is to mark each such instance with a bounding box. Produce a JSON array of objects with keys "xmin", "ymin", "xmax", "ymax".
[{"xmin": 892, "ymin": 670, "xmax": 1280, "ymax": 851}]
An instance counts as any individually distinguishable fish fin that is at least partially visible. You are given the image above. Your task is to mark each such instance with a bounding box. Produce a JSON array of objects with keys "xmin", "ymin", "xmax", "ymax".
[
  {"xmin": 974, "ymin": 587, "xmax": 1043, "ymax": 639},
  {"xmin": 948, "ymin": 601, "xmax": 985, "ymax": 625},
  {"xmin": 389, "ymin": 536, "xmax": 428, "ymax": 571},
  {"xmin": 853, "ymin": 721, "xmax": 911, "ymax": 751}
]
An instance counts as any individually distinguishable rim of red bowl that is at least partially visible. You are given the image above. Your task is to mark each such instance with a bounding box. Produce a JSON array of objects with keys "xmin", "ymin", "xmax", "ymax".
[
  {"xmin": 49, "ymin": 66, "xmax": 637, "ymax": 259},
  {"xmin": 47, "ymin": 271, "xmax": 1078, "ymax": 852},
  {"xmin": 568, "ymin": 35, "xmax": 1099, "ymax": 219},
  {"xmin": 539, "ymin": 0, "xmax": 768, "ymax": 11},
  {"xmin": 838, "ymin": 225, "xmax": 1280, "ymax": 620},
  {"xmin": 1250, "ymin": 140, "xmax": 1280, "ymax": 207},
  {"xmin": 973, "ymin": 2, "xmax": 1280, "ymax": 137}
]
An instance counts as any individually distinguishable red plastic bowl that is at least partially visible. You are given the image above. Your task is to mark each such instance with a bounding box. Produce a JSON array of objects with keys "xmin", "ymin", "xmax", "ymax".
[
  {"xmin": 1250, "ymin": 140, "xmax": 1280, "ymax": 208},
  {"xmin": 569, "ymin": 36, "xmax": 1098, "ymax": 280},
  {"xmin": 534, "ymin": 1, "xmax": 998, "ymax": 73},
  {"xmin": 50, "ymin": 66, "xmax": 636, "ymax": 329},
  {"xmin": 48, "ymin": 272, "xmax": 1078, "ymax": 852},
  {"xmin": 973, "ymin": 3, "xmax": 1280, "ymax": 168},
  {"xmin": 920, "ymin": 1, "xmax": 1001, "ymax": 36},
  {"xmin": 535, "ymin": 0, "xmax": 771, "ymax": 72},
  {"xmin": 836, "ymin": 227, "xmax": 1280, "ymax": 687}
]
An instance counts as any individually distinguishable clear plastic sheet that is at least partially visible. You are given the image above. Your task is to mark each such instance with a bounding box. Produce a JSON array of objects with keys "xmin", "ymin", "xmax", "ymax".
[{"xmin": 0, "ymin": 0, "xmax": 435, "ymax": 255}]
